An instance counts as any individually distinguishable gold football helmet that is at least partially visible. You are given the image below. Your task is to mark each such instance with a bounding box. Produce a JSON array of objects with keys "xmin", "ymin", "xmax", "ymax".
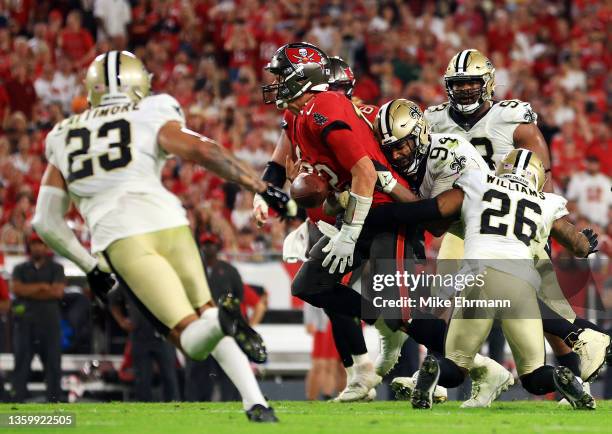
[
  {"xmin": 497, "ymin": 149, "xmax": 546, "ymax": 191},
  {"xmin": 374, "ymin": 99, "xmax": 430, "ymax": 177},
  {"xmin": 85, "ymin": 50, "xmax": 151, "ymax": 107},
  {"xmin": 444, "ymin": 49, "xmax": 495, "ymax": 113}
]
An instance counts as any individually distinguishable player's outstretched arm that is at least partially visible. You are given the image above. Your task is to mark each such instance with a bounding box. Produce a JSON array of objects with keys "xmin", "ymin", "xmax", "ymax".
[
  {"xmin": 514, "ymin": 123, "xmax": 552, "ymax": 193},
  {"xmin": 551, "ymin": 219, "xmax": 598, "ymax": 258},
  {"xmin": 159, "ymin": 121, "xmax": 267, "ymax": 193}
]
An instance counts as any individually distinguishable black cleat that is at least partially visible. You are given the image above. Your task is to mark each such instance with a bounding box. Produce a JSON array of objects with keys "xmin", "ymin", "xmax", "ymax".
[
  {"xmin": 246, "ymin": 404, "xmax": 278, "ymax": 423},
  {"xmin": 411, "ymin": 355, "xmax": 440, "ymax": 409},
  {"xmin": 218, "ymin": 294, "xmax": 267, "ymax": 363},
  {"xmin": 553, "ymin": 366, "xmax": 596, "ymax": 410}
]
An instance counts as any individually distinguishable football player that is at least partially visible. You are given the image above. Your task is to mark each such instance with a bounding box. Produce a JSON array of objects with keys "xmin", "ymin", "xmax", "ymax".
[
  {"xmin": 262, "ymin": 42, "xmax": 427, "ymax": 402},
  {"xmin": 404, "ymin": 150, "xmax": 598, "ymax": 410},
  {"xmin": 424, "ymin": 49, "xmax": 610, "ymax": 386},
  {"xmin": 367, "ymin": 99, "xmax": 511, "ymax": 406},
  {"xmin": 256, "ymin": 54, "xmax": 384, "ymax": 402},
  {"xmin": 32, "ymin": 51, "xmax": 292, "ymax": 422}
]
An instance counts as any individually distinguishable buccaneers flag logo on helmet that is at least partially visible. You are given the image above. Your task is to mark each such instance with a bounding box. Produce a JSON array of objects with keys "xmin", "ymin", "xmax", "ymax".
[{"xmin": 286, "ymin": 47, "xmax": 324, "ymax": 65}]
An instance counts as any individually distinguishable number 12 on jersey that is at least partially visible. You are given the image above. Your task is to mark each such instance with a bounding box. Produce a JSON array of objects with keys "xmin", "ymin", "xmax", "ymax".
[{"xmin": 66, "ymin": 119, "xmax": 132, "ymax": 183}]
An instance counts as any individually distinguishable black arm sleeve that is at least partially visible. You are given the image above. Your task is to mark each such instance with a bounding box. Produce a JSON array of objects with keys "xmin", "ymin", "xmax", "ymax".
[
  {"xmin": 365, "ymin": 199, "xmax": 442, "ymax": 227},
  {"xmin": 262, "ymin": 161, "xmax": 287, "ymax": 188}
]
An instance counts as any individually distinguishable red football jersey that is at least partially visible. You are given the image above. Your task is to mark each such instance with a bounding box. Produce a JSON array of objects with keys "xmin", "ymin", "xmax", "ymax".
[{"xmin": 283, "ymin": 91, "xmax": 401, "ymax": 206}]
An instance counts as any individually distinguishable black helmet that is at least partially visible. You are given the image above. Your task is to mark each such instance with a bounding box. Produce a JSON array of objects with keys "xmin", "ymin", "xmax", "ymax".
[
  {"xmin": 328, "ymin": 56, "xmax": 355, "ymax": 98},
  {"xmin": 262, "ymin": 42, "xmax": 331, "ymax": 109}
]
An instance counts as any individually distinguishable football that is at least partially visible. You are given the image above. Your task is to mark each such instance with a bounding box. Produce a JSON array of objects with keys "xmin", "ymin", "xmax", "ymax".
[{"xmin": 290, "ymin": 172, "xmax": 329, "ymax": 209}]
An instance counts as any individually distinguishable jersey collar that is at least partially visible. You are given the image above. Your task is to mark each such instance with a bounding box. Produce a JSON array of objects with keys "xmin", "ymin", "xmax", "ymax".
[{"xmin": 449, "ymin": 101, "xmax": 492, "ymax": 132}]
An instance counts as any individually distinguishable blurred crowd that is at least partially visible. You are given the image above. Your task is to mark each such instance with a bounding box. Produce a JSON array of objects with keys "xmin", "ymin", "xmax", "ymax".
[{"xmin": 0, "ymin": 0, "xmax": 608, "ymax": 259}]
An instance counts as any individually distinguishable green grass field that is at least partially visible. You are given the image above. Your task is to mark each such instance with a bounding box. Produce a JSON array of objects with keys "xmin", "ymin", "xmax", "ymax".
[{"xmin": 0, "ymin": 401, "xmax": 610, "ymax": 434}]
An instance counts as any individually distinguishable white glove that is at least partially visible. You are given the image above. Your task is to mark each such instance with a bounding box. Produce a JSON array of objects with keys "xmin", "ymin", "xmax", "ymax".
[
  {"xmin": 320, "ymin": 222, "xmax": 362, "ymax": 274},
  {"xmin": 252, "ymin": 193, "xmax": 269, "ymax": 227}
]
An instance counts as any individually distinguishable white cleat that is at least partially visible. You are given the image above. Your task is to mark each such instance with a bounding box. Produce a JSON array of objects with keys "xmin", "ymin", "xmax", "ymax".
[
  {"xmin": 391, "ymin": 371, "xmax": 448, "ymax": 403},
  {"xmin": 571, "ymin": 329, "xmax": 611, "ymax": 382},
  {"xmin": 335, "ymin": 362, "xmax": 381, "ymax": 402},
  {"xmin": 559, "ymin": 382, "xmax": 591, "ymax": 406},
  {"xmin": 461, "ymin": 357, "xmax": 514, "ymax": 408},
  {"xmin": 374, "ymin": 317, "xmax": 408, "ymax": 377}
]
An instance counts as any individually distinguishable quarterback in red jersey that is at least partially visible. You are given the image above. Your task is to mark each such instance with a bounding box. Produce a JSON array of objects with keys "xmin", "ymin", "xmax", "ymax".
[{"xmin": 261, "ymin": 43, "xmax": 425, "ymax": 401}]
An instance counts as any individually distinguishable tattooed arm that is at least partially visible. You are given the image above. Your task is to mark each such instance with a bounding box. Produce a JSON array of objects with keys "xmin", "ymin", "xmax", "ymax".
[
  {"xmin": 550, "ymin": 218, "xmax": 595, "ymax": 258},
  {"xmin": 158, "ymin": 121, "xmax": 267, "ymax": 193}
]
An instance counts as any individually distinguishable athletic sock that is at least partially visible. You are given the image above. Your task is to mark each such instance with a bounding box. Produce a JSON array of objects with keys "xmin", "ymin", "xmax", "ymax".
[
  {"xmin": 212, "ymin": 337, "xmax": 267, "ymax": 410},
  {"xmin": 520, "ymin": 365, "xmax": 555, "ymax": 395},
  {"xmin": 538, "ymin": 299, "xmax": 583, "ymax": 345},
  {"xmin": 405, "ymin": 316, "xmax": 447, "ymax": 354},
  {"xmin": 352, "ymin": 353, "xmax": 371, "ymax": 366},
  {"xmin": 325, "ymin": 310, "xmax": 367, "ymax": 367},
  {"xmin": 573, "ymin": 318, "xmax": 608, "ymax": 335},
  {"xmin": 180, "ymin": 307, "xmax": 224, "ymax": 360},
  {"xmin": 555, "ymin": 352, "xmax": 581, "ymax": 377},
  {"xmin": 438, "ymin": 357, "xmax": 466, "ymax": 388}
]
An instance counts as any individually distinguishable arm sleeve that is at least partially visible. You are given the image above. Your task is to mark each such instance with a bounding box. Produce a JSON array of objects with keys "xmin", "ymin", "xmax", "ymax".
[
  {"xmin": 32, "ymin": 186, "xmax": 98, "ymax": 273},
  {"xmin": 364, "ymin": 199, "xmax": 442, "ymax": 227}
]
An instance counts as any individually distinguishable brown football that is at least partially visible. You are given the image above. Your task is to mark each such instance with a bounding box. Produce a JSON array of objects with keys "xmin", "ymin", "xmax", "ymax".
[{"xmin": 290, "ymin": 172, "xmax": 329, "ymax": 209}]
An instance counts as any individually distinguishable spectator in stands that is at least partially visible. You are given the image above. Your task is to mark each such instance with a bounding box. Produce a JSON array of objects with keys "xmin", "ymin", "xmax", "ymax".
[
  {"xmin": 51, "ymin": 56, "xmax": 78, "ymax": 115},
  {"xmin": 10, "ymin": 232, "xmax": 65, "ymax": 402},
  {"xmin": 58, "ymin": 10, "xmax": 95, "ymax": 69},
  {"xmin": 5, "ymin": 62, "xmax": 36, "ymax": 119},
  {"xmin": 0, "ymin": 275, "xmax": 10, "ymax": 401},
  {"xmin": 94, "ymin": 0, "xmax": 132, "ymax": 50},
  {"xmin": 566, "ymin": 155, "xmax": 611, "ymax": 228},
  {"xmin": 184, "ymin": 233, "xmax": 244, "ymax": 402},
  {"xmin": 108, "ymin": 285, "xmax": 180, "ymax": 402}
]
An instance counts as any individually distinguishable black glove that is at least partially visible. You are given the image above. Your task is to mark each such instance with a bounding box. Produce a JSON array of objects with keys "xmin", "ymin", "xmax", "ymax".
[
  {"xmin": 86, "ymin": 266, "xmax": 117, "ymax": 304},
  {"xmin": 581, "ymin": 228, "xmax": 599, "ymax": 257},
  {"xmin": 259, "ymin": 185, "xmax": 297, "ymax": 219}
]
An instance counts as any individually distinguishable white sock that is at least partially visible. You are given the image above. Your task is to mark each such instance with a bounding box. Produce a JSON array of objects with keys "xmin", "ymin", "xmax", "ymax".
[
  {"xmin": 352, "ymin": 353, "xmax": 370, "ymax": 366},
  {"xmin": 472, "ymin": 353, "xmax": 485, "ymax": 369},
  {"xmin": 180, "ymin": 307, "xmax": 223, "ymax": 361},
  {"xmin": 212, "ymin": 337, "xmax": 268, "ymax": 410}
]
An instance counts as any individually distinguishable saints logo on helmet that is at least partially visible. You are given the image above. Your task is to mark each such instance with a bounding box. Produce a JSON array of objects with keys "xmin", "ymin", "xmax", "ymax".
[
  {"xmin": 262, "ymin": 42, "xmax": 330, "ymax": 109},
  {"xmin": 444, "ymin": 49, "xmax": 495, "ymax": 114},
  {"xmin": 374, "ymin": 99, "xmax": 430, "ymax": 177},
  {"xmin": 86, "ymin": 50, "xmax": 152, "ymax": 108},
  {"xmin": 497, "ymin": 149, "xmax": 546, "ymax": 191}
]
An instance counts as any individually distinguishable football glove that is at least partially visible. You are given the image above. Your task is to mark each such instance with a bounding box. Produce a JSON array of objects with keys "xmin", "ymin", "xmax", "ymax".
[
  {"xmin": 87, "ymin": 265, "xmax": 117, "ymax": 305},
  {"xmin": 318, "ymin": 221, "xmax": 361, "ymax": 274},
  {"xmin": 259, "ymin": 185, "xmax": 297, "ymax": 219},
  {"xmin": 581, "ymin": 228, "xmax": 599, "ymax": 257},
  {"xmin": 372, "ymin": 160, "xmax": 397, "ymax": 194}
]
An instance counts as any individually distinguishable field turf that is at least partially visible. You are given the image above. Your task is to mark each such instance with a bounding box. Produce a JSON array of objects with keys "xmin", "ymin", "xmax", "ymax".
[{"xmin": 0, "ymin": 401, "xmax": 610, "ymax": 434}]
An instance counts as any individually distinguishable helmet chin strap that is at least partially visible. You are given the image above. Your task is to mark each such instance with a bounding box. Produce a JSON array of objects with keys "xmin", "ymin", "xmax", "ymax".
[{"xmin": 455, "ymin": 100, "xmax": 482, "ymax": 114}]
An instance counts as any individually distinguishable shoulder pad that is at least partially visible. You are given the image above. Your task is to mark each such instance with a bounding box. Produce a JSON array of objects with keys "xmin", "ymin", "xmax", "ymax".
[
  {"xmin": 543, "ymin": 192, "xmax": 569, "ymax": 221},
  {"xmin": 495, "ymin": 100, "xmax": 538, "ymax": 124},
  {"xmin": 453, "ymin": 168, "xmax": 484, "ymax": 192}
]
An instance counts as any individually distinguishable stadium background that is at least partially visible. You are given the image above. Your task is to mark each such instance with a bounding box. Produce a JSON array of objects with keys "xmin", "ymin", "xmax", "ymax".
[{"xmin": 0, "ymin": 0, "xmax": 607, "ymax": 402}]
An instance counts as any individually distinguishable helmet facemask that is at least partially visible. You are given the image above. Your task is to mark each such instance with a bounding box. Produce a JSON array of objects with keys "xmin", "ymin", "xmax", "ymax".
[{"xmin": 445, "ymin": 76, "xmax": 487, "ymax": 114}]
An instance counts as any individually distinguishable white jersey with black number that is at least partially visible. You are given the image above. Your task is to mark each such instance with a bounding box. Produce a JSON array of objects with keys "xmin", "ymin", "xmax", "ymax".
[
  {"xmin": 424, "ymin": 100, "xmax": 537, "ymax": 170},
  {"xmin": 455, "ymin": 170, "xmax": 568, "ymax": 288},
  {"xmin": 419, "ymin": 133, "xmax": 491, "ymax": 238},
  {"xmin": 45, "ymin": 93, "xmax": 189, "ymax": 253}
]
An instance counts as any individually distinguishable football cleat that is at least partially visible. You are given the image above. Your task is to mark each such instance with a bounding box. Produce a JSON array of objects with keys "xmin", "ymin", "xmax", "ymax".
[
  {"xmin": 391, "ymin": 372, "xmax": 448, "ymax": 403},
  {"xmin": 335, "ymin": 362, "xmax": 381, "ymax": 402},
  {"xmin": 411, "ymin": 356, "xmax": 440, "ymax": 409},
  {"xmin": 218, "ymin": 294, "xmax": 267, "ymax": 363},
  {"xmin": 571, "ymin": 329, "xmax": 611, "ymax": 382},
  {"xmin": 245, "ymin": 404, "xmax": 279, "ymax": 422},
  {"xmin": 553, "ymin": 366, "xmax": 596, "ymax": 410},
  {"xmin": 559, "ymin": 382, "xmax": 591, "ymax": 406},
  {"xmin": 461, "ymin": 357, "xmax": 514, "ymax": 408},
  {"xmin": 374, "ymin": 317, "xmax": 408, "ymax": 376}
]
